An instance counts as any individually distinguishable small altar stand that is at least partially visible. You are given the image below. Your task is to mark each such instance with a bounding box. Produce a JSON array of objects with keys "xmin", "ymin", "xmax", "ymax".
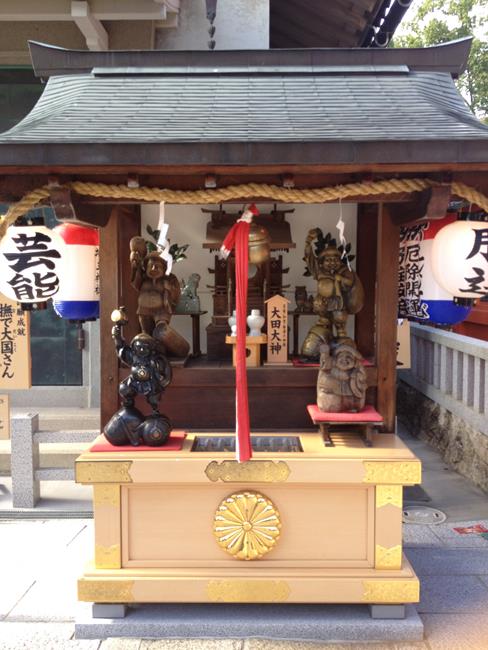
[
  {"xmin": 307, "ymin": 404, "xmax": 385, "ymax": 447},
  {"xmin": 75, "ymin": 430, "xmax": 421, "ymax": 622}
]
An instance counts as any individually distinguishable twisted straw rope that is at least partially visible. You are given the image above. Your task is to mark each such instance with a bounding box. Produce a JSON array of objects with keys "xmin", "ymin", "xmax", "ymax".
[{"xmin": 0, "ymin": 178, "xmax": 487, "ymax": 241}]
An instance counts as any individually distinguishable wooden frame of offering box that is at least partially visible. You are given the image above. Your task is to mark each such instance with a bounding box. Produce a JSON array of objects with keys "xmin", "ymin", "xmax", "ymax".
[{"xmin": 76, "ymin": 432, "xmax": 420, "ymax": 607}]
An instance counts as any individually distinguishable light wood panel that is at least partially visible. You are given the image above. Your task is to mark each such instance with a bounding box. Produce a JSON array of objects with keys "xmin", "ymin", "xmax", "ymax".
[{"xmin": 121, "ymin": 484, "xmax": 374, "ymax": 568}]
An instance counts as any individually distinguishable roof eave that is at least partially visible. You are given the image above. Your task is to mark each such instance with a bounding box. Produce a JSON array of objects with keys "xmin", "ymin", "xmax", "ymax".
[
  {"xmin": 0, "ymin": 139, "xmax": 487, "ymax": 168},
  {"xmin": 28, "ymin": 37, "xmax": 473, "ymax": 79}
]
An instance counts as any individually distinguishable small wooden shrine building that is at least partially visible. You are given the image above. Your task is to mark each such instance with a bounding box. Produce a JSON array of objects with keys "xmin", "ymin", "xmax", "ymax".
[
  {"xmin": 2, "ymin": 38, "xmax": 488, "ymax": 616},
  {"xmin": 0, "ymin": 38, "xmax": 488, "ymax": 433}
]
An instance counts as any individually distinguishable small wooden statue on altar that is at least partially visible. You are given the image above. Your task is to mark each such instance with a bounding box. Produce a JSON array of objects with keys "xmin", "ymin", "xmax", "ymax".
[
  {"xmin": 301, "ymin": 228, "xmax": 364, "ymax": 359},
  {"xmin": 130, "ymin": 237, "xmax": 190, "ymax": 358},
  {"xmin": 317, "ymin": 341, "xmax": 367, "ymax": 412},
  {"xmin": 103, "ymin": 308, "xmax": 173, "ymax": 446}
]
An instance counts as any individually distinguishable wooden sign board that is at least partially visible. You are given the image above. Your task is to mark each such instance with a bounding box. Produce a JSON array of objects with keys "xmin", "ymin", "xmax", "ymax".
[
  {"xmin": 0, "ymin": 293, "xmax": 31, "ymax": 389},
  {"xmin": 397, "ymin": 319, "xmax": 411, "ymax": 369},
  {"xmin": 0, "ymin": 394, "xmax": 10, "ymax": 439},
  {"xmin": 265, "ymin": 294, "xmax": 291, "ymax": 365}
]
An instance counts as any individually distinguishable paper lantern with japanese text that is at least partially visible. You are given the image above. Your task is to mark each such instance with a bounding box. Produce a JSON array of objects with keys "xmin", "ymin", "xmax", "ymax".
[
  {"xmin": 0, "ymin": 225, "xmax": 65, "ymax": 304},
  {"xmin": 398, "ymin": 216, "xmax": 471, "ymax": 325},
  {"xmin": 53, "ymin": 223, "xmax": 100, "ymax": 321},
  {"xmin": 431, "ymin": 219, "xmax": 488, "ymax": 299}
]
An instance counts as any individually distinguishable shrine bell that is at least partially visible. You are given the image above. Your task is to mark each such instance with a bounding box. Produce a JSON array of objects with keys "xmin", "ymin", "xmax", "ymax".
[{"xmin": 248, "ymin": 221, "xmax": 271, "ymax": 265}]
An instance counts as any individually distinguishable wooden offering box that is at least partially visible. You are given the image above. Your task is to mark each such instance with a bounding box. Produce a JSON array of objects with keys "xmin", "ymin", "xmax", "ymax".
[{"xmin": 76, "ymin": 433, "xmax": 421, "ymax": 606}]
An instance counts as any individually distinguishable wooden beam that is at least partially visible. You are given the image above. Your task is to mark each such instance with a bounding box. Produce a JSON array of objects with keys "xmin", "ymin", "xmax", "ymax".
[
  {"xmin": 375, "ymin": 203, "xmax": 400, "ymax": 433},
  {"xmin": 1, "ymin": 164, "xmax": 488, "ymax": 183},
  {"xmin": 49, "ymin": 186, "xmax": 112, "ymax": 227},
  {"xmin": 270, "ymin": 9, "xmax": 357, "ymax": 47},
  {"xmin": 390, "ymin": 185, "xmax": 452, "ymax": 225},
  {"xmin": 99, "ymin": 205, "xmax": 141, "ymax": 429},
  {"xmin": 278, "ymin": 0, "xmax": 362, "ymax": 41},
  {"xmin": 355, "ymin": 203, "xmax": 377, "ymax": 359},
  {"xmin": 0, "ymin": 0, "xmax": 167, "ymax": 20},
  {"xmin": 99, "ymin": 210, "xmax": 119, "ymax": 430},
  {"xmin": 71, "ymin": 1, "xmax": 108, "ymax": 51}
]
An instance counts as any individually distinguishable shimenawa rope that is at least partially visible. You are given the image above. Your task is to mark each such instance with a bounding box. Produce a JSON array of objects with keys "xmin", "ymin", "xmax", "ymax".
[{"xmin": 0, "ymin": 178, "xmax": 487, "ymax": 241}]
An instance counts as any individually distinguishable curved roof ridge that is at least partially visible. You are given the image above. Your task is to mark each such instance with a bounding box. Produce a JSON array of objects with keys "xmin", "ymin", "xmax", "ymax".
[{"xmin": 28, "ymin": 38, "xmax": 473, "ymax": 79}]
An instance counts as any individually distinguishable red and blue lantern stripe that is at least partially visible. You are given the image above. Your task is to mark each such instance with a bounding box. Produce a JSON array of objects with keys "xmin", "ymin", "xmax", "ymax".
[
  {"xmin": 399, "ymin": 215, "xmax": 471, "ymax": 326},
  {"xmin": 53, "ymin": 223, "xmax": 100, "ymax": 321}
]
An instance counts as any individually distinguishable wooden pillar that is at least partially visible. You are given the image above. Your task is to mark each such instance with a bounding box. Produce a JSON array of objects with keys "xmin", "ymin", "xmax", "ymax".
[
  {"xmin": 355, "ymin": 203, "xmax": 378, "ymax": 359},
  {"xmin": 100, "ymin": 205, "xmax": 141, "ymax": 429},
  {"xmin": 375, "ymin": 203, "xmax": 400, "ymax": 433}
]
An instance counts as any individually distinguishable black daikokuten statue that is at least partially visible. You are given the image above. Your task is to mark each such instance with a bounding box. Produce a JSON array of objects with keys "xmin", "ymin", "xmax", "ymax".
[{"xmin": 103, "ymin": 307, "xmax": 173, "ymax": 447}]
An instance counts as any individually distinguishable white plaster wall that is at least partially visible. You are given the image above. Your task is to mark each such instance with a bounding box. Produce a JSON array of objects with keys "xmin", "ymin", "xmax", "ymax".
[
  {"xmin": 141, "ymin": 202, "xmax": 357, "ymax": 352},
  {"xmin": 155, "ymin": 0, "xmax": 269, "ymax": 50}
]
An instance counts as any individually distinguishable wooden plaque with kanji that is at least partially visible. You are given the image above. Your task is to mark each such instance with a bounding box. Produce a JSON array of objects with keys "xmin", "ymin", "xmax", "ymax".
[
  {"xmin": 265, "ymin": 294, "xmax": 290, "ymax": 365},
  {"xmin": 0, "ymin": 294, "xmax": 31, "ymax": 390}
]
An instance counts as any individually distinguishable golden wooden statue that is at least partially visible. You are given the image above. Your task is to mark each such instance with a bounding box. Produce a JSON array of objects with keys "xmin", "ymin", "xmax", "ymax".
[{"xmin": 301, "ymin": 229, "xmax": 364, "ymax": 359}]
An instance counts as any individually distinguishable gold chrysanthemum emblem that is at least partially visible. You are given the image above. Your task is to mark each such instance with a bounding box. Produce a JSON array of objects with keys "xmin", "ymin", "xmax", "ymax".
[{"xmin": 213, "ymin": 491, "xmax": 281, "ymax": 560}]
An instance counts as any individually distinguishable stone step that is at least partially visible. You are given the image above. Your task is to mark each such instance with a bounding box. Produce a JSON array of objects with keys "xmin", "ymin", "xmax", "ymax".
[
  {"xmin": 11, "ymin": 407, "xmax": 100, "ymax": 432},
  {"xmin": 0, "ymin": 440, "xmax": 92, "ymax": 473},
  {"xmin": 35, "ymin": 430, "xmax": 99, "ymax": 443},
  {"xmin": 76, "ymin": 602, "xmax": 424, "ymax": 642},
  {"xmin": 36, "ymin": 468, "xmax": 75, "ymax": 480}
]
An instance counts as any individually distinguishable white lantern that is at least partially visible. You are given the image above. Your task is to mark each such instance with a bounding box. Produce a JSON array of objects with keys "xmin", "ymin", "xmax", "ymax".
[
  {"xmin": 0, "ymin": 225, "xmax": 66, "ymax": 304},
  {"xmin": 398, "ymin": 216, "xmax": 471, "ymax": 324},
  {"xmin": 431, "ymin": 220, "xmax": 488, "ymax": 299}
]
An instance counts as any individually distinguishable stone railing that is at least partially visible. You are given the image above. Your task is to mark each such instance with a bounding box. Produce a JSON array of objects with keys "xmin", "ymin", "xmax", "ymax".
[
  {"xmin": 10, "ymin": 413, "xmax": 96, "ymax": 508},
  {"xmin": 400, "ymin": 323, "xmax": 488, "ymax": 436}
]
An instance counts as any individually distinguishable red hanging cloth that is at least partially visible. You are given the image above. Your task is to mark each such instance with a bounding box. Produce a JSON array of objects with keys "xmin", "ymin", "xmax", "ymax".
[{"xmin": 220, "ymin": 204, "xmax": 259, "ymax": 462}]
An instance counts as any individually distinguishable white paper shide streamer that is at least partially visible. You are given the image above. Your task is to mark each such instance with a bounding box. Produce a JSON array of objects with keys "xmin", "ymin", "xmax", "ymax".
[
  {"xmin": 335, "ymin": 199, "xmax": 352, "ymax": 271},
  {"xmin": 156, "ymin": 201, "xmax": 173, "ymax": 275}
]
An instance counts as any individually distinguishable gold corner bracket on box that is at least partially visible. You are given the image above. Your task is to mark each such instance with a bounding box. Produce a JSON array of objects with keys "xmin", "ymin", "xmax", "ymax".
[
  {"xmin": 75, "ymin": 461, "xmax": 133, "ymax": 484},
  {"xmin": 205, "ymin": 460, "xmax": 290, "ymax": 483},
  {"xmin": 362, "ymin": 579, "xmax": 420, "ymax": 603},
  {"xmin": 376, "ymin": 485, "xmax": 403, "ymax": 509},
  {"xmin": 78, "ymin": 579, "xmax": 135, "ymax": 603},
  {"xmin": 213, "ymin": 491, "xmax": 281, "ymax": 561},
  {"xmin": 95, "ymin": 543, "xmax": 121, "ymax": 569},
  {"xmin": 93, "ymin": 484, "xmax": 120, "ymax": 507},
  {"xmin": 207, "ymin": 580, "xmax": 290, "ymax": 602},
  {"xmin": 375, "ymin": 544, "xmax": 402, "ymax": 570},
  {"xmin": 363, "ymin": 461, "xmax": 421, "ymax": 485}
]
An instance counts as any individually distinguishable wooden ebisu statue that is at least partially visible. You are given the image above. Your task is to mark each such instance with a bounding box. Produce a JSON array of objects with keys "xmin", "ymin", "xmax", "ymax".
[
  {"xmin": 317, "ymin": 341, "xmax": 367, "ymax": 413},
  {"xmin": 301, "ymin": 228, "xmax": 365, "ymax": 360},
  {"xmin": 129, "ymin": 236, "xmax": 190, "ymax": 358}
]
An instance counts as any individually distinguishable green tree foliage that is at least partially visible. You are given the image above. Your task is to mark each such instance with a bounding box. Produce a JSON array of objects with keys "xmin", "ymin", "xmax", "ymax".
[{"xmin": 392, "ymin": 0, "xmax": 488, "ymax": 120}]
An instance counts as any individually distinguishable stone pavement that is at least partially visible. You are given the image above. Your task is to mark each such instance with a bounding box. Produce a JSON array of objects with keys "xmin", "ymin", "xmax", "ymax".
[{"xmin": 1, "ymin": 428, "xmax": 488, "ymax": 649}]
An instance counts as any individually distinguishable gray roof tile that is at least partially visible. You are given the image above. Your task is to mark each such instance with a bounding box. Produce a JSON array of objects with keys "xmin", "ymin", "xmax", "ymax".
[{"xmin": 1, "ymin": 70, "xmax": 487, "ymax": 145}]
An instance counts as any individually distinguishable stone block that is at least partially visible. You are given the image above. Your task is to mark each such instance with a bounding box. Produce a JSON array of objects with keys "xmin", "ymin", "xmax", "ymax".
[
  {"xmin": 398, "ymin": 380, "xmax": 488, "ymax": 493},
  {"xmin": 75, "ymin": 603, "xmax": 424, "ymax": 643},
  {"xmin": 370, "ymin": 604, "xmax": 406, "ymax": 619},
  {"xmin": 93, "ymin": 603, "xmax": 127, "ymax": 619},
  {"xmin": 10, "ymin": 412, "xmax": 40, "ymax": 508}
]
